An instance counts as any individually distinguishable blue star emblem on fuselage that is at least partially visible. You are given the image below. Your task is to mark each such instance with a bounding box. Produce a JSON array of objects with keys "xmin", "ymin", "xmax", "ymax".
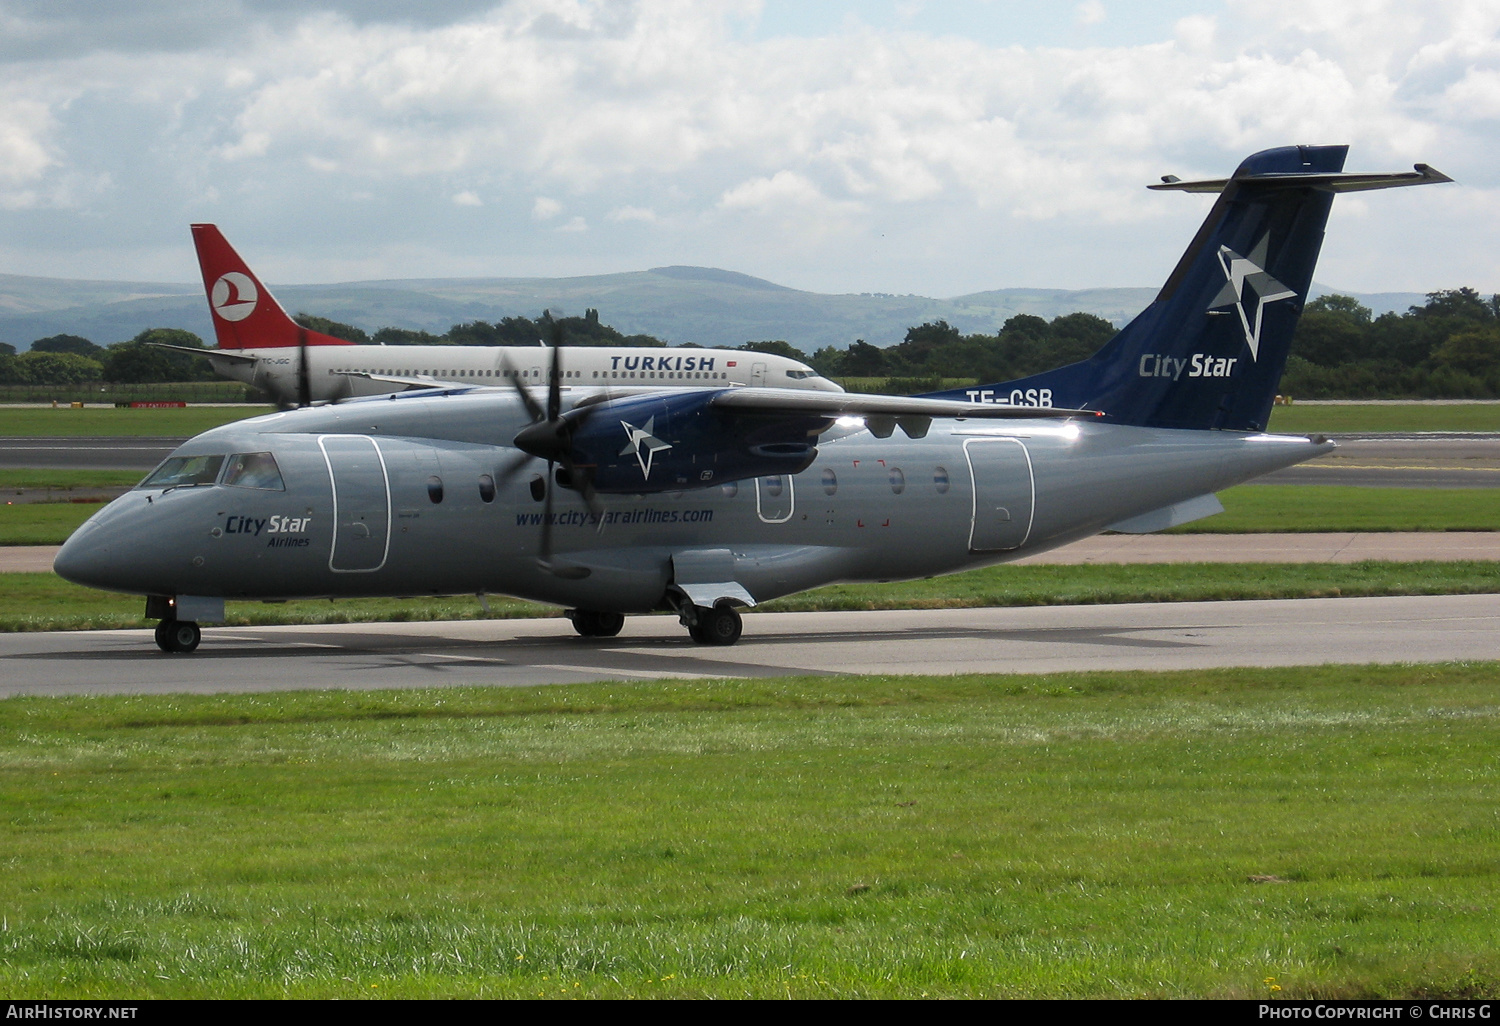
[
  {"xmin": 1208, "ymin": 235, "xmax": 1298, "ymax": 361},
  {"xmin": 619, "ymin": 416, "xmax": 673, "ymax": 480}
]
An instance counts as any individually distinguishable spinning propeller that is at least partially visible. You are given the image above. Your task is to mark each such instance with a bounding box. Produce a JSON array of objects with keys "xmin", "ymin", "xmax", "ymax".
[{"xmin": 498, "ymin": 321, "xmax": 603, "ymax": 578}]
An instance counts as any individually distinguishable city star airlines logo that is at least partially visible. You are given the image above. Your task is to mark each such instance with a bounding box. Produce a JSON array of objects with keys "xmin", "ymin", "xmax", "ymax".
[
  {"xmin": 1208, "ymin": 236, "xmax": 1297, "ymax": 361},
  {"xmin": 619, "ymin": 416, "xmax": 672, "ymax": 480},
  {"xmin": 210, "ymin": 272, "xmax": 258, "ymax": 322}
]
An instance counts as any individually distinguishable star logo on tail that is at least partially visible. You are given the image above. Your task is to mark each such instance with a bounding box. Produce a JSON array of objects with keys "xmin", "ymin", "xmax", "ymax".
[
  {"xmin": 619, "ymin": 416, "xmax": 673, "ymax": 480},
  {"xmin": 1208, "ymin": 236, "xmax": 1297, "ymax": 361}
]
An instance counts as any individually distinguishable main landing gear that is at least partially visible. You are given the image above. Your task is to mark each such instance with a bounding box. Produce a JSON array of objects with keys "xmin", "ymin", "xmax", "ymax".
[
  {"xmin": 567, "ymin": 609, "xmax": 625, "ymax": 638},
  {"xmin": 681, "ymin": 603, "xmax": 742, "ymax": 646},
  {"xmin": 154, "ymin": 619, "xmax": 201, "ymax": 653}
]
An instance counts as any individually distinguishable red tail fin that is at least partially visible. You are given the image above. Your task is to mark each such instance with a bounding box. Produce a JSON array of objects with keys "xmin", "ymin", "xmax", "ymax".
[{"xmin": 190, "ymin": 224, "xmax": 354, "ymax": 350}]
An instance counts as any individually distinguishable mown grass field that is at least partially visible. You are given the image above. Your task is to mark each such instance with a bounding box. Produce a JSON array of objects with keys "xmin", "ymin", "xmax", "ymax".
[
  {"xmin": 7, "ymin": 484, "xmax": 1498, "ymax": 547},
  {"xmin": 1267, "ymin": 403, "xmax": 1500, "ymax": 434},
  {"xmin": 1, "ymin": 664, "xmax": 1497, "ymax": 999},
  {"xmin": 1, "ymin": 560, "xmax": 1496, "ymax": 632}
]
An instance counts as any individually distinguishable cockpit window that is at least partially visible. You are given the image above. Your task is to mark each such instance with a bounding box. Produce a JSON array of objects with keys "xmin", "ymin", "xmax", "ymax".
[
  {"xmin": 139, "ymin": 454, "xmax": 226, "ymax": 490},
  {"xmin": 223, "ymin": 452, "xmax": 286, "ymax": 490},
  {"xmin": 785, "ymin": 369, "xmax": 815, "ymax": 379}
]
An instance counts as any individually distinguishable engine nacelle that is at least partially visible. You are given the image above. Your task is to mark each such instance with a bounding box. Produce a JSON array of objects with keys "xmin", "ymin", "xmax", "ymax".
[{"xmin": 567, "ymin": 390, "xmax": 824, "ymax": 493}]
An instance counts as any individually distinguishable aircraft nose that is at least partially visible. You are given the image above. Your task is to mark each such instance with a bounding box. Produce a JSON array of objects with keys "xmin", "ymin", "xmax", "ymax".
[{"xmin": 53, "ymin": 523, "xmax": 113, "ymax": 589}]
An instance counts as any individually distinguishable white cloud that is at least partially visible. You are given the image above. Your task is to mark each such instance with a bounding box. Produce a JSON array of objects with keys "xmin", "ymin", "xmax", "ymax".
[
  {"xmin": 1075, "ymin": 2, "xmax": 1107, "ymax": 28},
  {"xmin": 718, "ymin": 170, "xmax": 826, "ymax": 211},
  {"xmin": 606, "ymin": 204, "xmax": 657, "ymax": 222},
  {"xmin": 0, "ymin": 0, "xmax": 1489, "ymax": 292}
]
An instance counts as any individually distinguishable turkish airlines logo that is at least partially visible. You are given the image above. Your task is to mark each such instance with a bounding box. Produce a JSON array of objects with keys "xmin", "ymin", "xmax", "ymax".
[{"xmin": 210, "ymin": 272, "xmax": 258, "ymax": 322}]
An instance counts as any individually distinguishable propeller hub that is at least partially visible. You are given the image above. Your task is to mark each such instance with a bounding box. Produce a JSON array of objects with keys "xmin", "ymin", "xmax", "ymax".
[{"xmin": 513, "ymin": 418, "xmax": 571, "ymax": 463}]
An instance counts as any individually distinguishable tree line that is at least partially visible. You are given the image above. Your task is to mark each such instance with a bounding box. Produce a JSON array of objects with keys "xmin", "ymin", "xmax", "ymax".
[
  {"xmin": 5, "ymin": 289, "xmax": 1499, "ymax": 398},
  {"xmin": 0, "ymin": 330, "xmax": 216, "ymax": 385}
]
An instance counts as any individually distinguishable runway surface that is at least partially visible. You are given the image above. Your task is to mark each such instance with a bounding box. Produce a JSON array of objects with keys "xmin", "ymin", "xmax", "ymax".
[
  {"xmin": 0, "ymin": 436, "xmax": 181, "ymax": 471},
  {"xmin": 1, "ymin": 594, "xmax": 1494, "ymax": 697}
]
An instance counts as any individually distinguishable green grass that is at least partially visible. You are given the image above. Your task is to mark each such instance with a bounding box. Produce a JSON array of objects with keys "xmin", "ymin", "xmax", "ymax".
[
  {"xmin": 0, "ymin": 406, "xmax": 271, "ymax": 437},
  {"xmin": 8, "ymin": 484, "xmax": 1498, "ymax": 547},
  {"xmin": 0, "ymin": 504, "xmax": 112, "ymax": 546},
  {"xmin": 3, "ymin": 561, "xmax": 1496, "ymax": 632},
  {"xmin": 1169, "ymin": 485, "xmax": 1500, "ymax": 533},
  {"xmin": 1267, "ymin": 403, "xmax": 1500, "ymax": 434},
  {"xmin": 1, "ymin": 664, "xmax": 1498, "ymax": 998}
]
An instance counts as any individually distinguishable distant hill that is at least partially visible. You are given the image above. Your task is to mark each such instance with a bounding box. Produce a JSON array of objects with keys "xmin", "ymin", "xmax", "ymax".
[{"xmin": 0, "ymin": 266, "xmax": 1428, "ymax": 352}]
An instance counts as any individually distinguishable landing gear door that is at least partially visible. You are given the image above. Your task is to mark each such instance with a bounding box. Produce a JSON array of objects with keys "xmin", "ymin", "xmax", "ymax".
[
  {"xmin": 756, "ymin": 474, "xmax": 794, "ymax": 524},
  {"xmin": 964, "ymin": 438, "xmax": 1034, "ymax": 552},
  {"xmin": 320, "ymin": 435, "xmax": 392, "ymax": 572}
]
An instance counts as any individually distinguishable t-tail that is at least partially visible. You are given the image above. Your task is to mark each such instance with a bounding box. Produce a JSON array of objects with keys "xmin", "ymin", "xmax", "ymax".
[
  {"xmin": 190, "ymin": 224, "xmax": 354, "ymax": 351},
  {"xmin": 927, "ymin": 145, "xmax": 1450, "ymax": 431}
]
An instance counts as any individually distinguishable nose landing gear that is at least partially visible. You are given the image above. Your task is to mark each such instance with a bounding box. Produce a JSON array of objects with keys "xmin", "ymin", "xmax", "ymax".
[{"xmin": 154, "ymin": 619, "xmax": 202, "ymax": 653}]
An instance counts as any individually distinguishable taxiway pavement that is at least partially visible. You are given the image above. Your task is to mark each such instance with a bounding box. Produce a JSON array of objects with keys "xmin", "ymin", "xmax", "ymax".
[{"xmin": 0, "ymin": 594, "xmax": 1493, "ymax": 697}]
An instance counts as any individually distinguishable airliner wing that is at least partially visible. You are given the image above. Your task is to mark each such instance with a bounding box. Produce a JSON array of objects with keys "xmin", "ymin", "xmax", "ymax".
[{"xmin": 346, "ymin": 370, "xmax": 462, "ymax": 389}]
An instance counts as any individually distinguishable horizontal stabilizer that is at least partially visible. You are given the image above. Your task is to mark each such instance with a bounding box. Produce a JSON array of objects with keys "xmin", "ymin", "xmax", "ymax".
[{"xmin": 1150, "ymin": 163, "xmax": 1452, "ymax": 194}]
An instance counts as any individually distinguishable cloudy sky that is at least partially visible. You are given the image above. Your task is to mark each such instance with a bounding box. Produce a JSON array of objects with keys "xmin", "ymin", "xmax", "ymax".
[{"xmin": 0, "ymin": 0, "xmax": 1494, "ymax": 297}]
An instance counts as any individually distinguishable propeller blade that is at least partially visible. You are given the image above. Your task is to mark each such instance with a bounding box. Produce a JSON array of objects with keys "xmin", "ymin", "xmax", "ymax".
[
  {"xmin": 547, "ymin": 319, "xmax": 564, "ymax": 422},
  {"xmin": 499, "ymin": 356, "xmax": 546, "ymax": 423},
  {"xmin": 297, "ymin": 327, "xmax": 311, "ymax": 408},
  {"xmin": 494, "ymin": 448, "xmax": 535, "ymax": 482},
  {"xmin": 538, "ymin": 460, "xmax": 555, "ymax": 567}
]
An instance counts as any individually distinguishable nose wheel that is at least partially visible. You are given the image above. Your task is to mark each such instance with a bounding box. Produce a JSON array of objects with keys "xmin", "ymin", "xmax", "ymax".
[
  {"xmin": 154, "ymin": 619, "xmax": 201, "ymax": 653},
  {"xmin": 684, "ymin": 604, "xmax": 742, "ymax": 646}
]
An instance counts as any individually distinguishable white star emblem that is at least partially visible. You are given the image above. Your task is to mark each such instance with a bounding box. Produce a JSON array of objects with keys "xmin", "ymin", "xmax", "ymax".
[
  {"xmin": 1208, "ymin": 235, "xmax": 1297, "ymax": 361},
  {"xmin": 619, "ymin": 416, "xmax": 673, "ymax": 480}
]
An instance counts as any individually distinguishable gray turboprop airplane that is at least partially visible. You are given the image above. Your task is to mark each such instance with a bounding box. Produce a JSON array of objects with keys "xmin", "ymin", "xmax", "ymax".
[{"xmin": 55, "ymin": 145, "xmax": 1449, "ymax": 653}]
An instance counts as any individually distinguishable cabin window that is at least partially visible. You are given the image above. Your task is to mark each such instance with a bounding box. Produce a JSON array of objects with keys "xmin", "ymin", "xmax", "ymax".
[
  {"xmin": 763, "ymin": 476, "xmax": 784, "ymax": 498},
  {"xmin": 721, "ymin": 482, "xmax": 738, "ymax": 498},
  {"xmin": 223, "ymin": 452, "xmax": 285, "ymax": 491},
  {"xmin": 427, "ymin": 476, "xmax": 444, "ymax": 504},
  {"xmin": 139, "ymin": 454, "xmax": 225, "ymax": 490},
  {"xmin": 821, "ymin": 468, "xmax": 838, "ymax": 496},
  {"xmin": 889, "ymin": 468, "xmax": 906, "ymax": 494},
  {"xmin": 529, "ymin": 475, "xmax": 546, "ymax": 502},
  {"xmin": 478, "ymin": 474, "xmax": 496, "ymax": 503},
  {"xmin": 934, "ymin": 466, "xmax": 950, "ymax": 494}
]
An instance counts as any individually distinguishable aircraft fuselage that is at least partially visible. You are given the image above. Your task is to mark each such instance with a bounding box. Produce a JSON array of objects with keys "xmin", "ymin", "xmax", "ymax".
[{"xmin": 56, "ymin": 391, "xmax": 1330, "ymax": 613}]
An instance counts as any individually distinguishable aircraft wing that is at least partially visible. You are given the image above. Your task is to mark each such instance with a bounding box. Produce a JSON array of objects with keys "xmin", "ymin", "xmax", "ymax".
[
  {"xmin": 706, "ymin": 387, "xmax": 1101, "ymax": 436},
  {"xmin": 347, "ymin": 370, "xmax": 463, "ymax": 389}
]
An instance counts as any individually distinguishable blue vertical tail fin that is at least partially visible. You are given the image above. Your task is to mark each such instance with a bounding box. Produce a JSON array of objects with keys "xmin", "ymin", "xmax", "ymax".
[{"xmin": 925, "ymin": 146, "xmax": 1450, "ymax": 431}]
